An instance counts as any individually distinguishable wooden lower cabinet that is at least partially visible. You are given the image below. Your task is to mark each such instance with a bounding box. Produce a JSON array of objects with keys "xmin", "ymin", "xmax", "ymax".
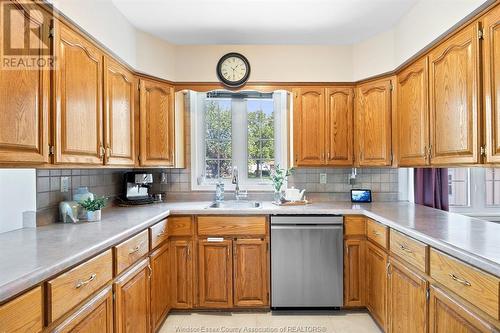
[
  {"xmin": 171, "ymin": 239, "xmax": 193, "ymax": 309},
  {"xmin": 344, "ymin": 239, "xmax": 365, "ymax": 307},
  {"xmin": 150, "ymin": 243, "xmax": 170, "ymax": 332},
  {"xmin": 52, "ymin": 286, "xmax": 113, "ymax": 333},
  {"xmin": 114, "ymin": 259, "xmax": 151, "ymax": 333},
  {"xmin": 387, "ymin": 258, "xmax": 427, "ymax": 333},
  {"xmin": 366, "ymin": 241, "xmax": 388, "ymax": 330},
  {"xmin": 428, "ymin": 285, "xmax": 497, "ymax": 333},
  {"xmin": 233, "ymin": 238, "xmax": 269, "ymax": 307},
  {"xmin": 198, "ymin": 239, "xmax": 233, "ymax": 308},
  {"xmin": 0, "ymin": 286, "xmax": 43, "ymax": 333}
]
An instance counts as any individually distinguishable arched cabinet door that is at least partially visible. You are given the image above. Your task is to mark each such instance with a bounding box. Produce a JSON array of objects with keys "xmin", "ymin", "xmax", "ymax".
[
  {"xmin": 54, "ymin": 22, "xmax": 104, "ymax": 165},
  {"xmin": 139, "ymin": 79, "xmax": 175, "ymax": 166},
  {"xmin": 325, "ymin": 87, "xmax": 354, "ymax": 166}
]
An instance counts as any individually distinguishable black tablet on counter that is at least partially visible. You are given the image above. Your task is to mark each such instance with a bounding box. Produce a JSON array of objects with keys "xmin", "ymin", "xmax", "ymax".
[{"xmin": 351, "ymin": 189, "xmax": 372, "ymax": 203}]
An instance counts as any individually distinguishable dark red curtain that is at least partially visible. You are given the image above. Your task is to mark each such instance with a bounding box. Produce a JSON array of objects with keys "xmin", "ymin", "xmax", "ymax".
[{"xmin": 414, "ymin": 168, "xmax": 449, "ymax": 211}]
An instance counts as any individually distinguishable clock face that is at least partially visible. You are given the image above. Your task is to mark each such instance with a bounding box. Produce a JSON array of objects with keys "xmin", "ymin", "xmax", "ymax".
[{"xmin": 216, "ymin": 53, "xmax": 250, "ymax": 87}]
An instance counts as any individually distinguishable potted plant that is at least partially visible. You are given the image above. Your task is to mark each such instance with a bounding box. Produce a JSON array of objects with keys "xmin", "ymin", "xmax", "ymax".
[
  {"xmin": 270, "ymin": 166, "xmax": 293, "ymax": 203},
  {"xmin": 79, "ymin": 196, "xmax": 107, "ymax": 222}
]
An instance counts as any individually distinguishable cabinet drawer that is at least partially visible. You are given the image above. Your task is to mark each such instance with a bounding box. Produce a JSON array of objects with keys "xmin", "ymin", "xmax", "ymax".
[
  {"xmin": 366, "ymin": 219, "xmax": 388, "ymax": 249},
  {"xmin": 430, "ymin": 249, "xmax": 500, "ymax": 320},
  {"xmin": 390, "ymin": 230, "xmax": 428, "ymax": 273},
  {"xmin": 197, "ymin": 216, "xmax": 267, "ymax": 236},
  {"xmin": 344, "ymin": 216, "xmax": 365, "ymax": 237},
  {"xmin": 114, "ymin": 230, "xmax": 149, "ymax": 275},
  {"xmin": 0, "ymin": 286, "xmax": 43, "ymax": 333},
  {"xmin": 47, "ymin": 250, "xmax": 113, "ymax": 323},
  {"xmin": 168, "ymin": 216, "xmax": 193, "ymax": 236},
  {"xmin": 150, "ymin": 219, "xmax": 168, "ymax": 250}
]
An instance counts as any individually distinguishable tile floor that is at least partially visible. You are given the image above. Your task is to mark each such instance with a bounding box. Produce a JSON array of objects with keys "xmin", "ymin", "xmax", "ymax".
[{"xmin": 160, "ymin": 311, "xmax": 382, "ymax": 333}]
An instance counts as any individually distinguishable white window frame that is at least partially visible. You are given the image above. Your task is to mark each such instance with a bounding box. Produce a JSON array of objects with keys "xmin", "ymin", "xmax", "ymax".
[{"xmin": 190, "ymin": 90, "xmax": 290, "ymax": 191}]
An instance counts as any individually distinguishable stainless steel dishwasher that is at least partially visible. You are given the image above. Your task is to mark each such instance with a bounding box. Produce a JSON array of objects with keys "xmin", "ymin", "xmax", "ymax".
[{"xmin": 270, "ymin": 215, "xmax": 343, "ymax": 309}]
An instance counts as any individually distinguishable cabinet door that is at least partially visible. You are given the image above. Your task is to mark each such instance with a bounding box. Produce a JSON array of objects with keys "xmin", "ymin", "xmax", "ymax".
[
  {"xmin": 344, "ymin": 239, "xmax": 365, "ymax": 307},
  {"xmin": 150, "ymin": 243, "xmax": 170, "ymax": 332},
  {"xmin": 54, "ymin": 22, "xmax": 104, "ymax": 165},
  {"xmin": 483, "ymin": 5, "xmax": 500, "ymax": 163},
  {"xmin": 233, "ymin": 238, "xmax": 269, "ymax": 307},
  {"xmin": 356, "ymin": 78, "xmax": 393, "ymax": 166},
  {"xmin": 387, "ymin": 259, "xmax": 427, "ymax": 333},
  {"xmin": 52, "ymin": 286, "xmax": 113, "ymax": 333},
  {"xmin": 114, "ymin": 259, "xmax": 151, "ymax": 333},
  {"xmin": 429, "ymin": 285, "xmax": 496, "ymax": 333},
  {"xmin": 397, "ymin": 58, "xmax": 430, "ymax": 166},
  {"xmin": 103, "ymin": 57, "xmax": 135, "ymax": 166},
  {"xmin": 0, "ymin": 286, "xmax": 42, "ymax": 333},
  {"xmin": 293, "ymin": 87, "xmax": 326, "ymax": 166},
  {"xmin": 366, "ymin": 241, "xmax": 388, "ymax": 330},
  {"xmin": 429, "ymin": 23, "xmax": 480, "ymax": 165},
  {"xmin": 325, "ymin": 87, "xmax": 354, "ymax": 166},
  {"xmin": 0, "ymin": 2, "xmax": 50, "ymax": 164},
  {"xmin": 139, "ymin": 79, "xmax": 175, "ymax": 166},
  {"xmin": 170, "ymin": 239, "xmax": 193, "ymax": 309},
  {"xmin": 198, "ymin": 239, "xmax": 233, "ymax": 308}
]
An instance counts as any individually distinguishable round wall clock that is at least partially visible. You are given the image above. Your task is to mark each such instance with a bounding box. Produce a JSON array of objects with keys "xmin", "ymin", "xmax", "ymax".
[{"xmin": 216, "ymin": 53, "xmax": 251, "ymax": 88}]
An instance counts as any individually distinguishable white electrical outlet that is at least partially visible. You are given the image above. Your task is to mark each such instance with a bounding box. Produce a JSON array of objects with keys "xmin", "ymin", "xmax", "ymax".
[
  {"xmin": 319, "ymin": 173, "xmax": 327, "ymax": 184},
  {"xmin": 61, "ymin": 177, "xmax": 70, "ymax": 192}
]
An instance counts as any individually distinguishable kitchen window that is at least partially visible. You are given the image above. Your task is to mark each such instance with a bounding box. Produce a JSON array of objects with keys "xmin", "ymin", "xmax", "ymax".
[{"xmin": 190, "ymin": 90, "xmax": 289, "ymax": 191}]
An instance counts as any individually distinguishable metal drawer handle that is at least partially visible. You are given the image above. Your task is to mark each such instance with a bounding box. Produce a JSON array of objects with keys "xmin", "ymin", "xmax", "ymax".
[
  {"xmin": 399, "ymin": 243, "xmax": 413, "ymax": 253},
  {"xmin": 75, "ymin": 273, "xmax": 96, "ymax": 289},
  {"xmin": 129, "ymin": 241, "xmax": 144, "ymax": 254},
  {"xmin": 373, "ymin": 231, "xmax": 382, "ymax": 236},
  {"xmin": 156, "ymin": 229, "xmax": 166, "ymax": 237},
  {"xmin": 449, "ymin": 273, "xmax": 471, "ymax": 286}
]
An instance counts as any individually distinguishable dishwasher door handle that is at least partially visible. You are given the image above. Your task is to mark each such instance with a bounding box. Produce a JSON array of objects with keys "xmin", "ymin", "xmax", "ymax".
[{"xmin": 271, "ymin": 224, "xmax": 343, "ymax": 230}]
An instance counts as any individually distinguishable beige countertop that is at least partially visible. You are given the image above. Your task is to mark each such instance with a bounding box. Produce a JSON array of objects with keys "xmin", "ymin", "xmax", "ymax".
[{"xmin": 0, "ymin": 200, "xmax": 499, "ymax": 303}]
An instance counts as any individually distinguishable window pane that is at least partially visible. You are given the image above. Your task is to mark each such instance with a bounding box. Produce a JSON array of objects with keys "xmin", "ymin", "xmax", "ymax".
[
  {"xmin": 486, "ymin": 168, "xmax": 500, "ymax": 207},
  {"xmin": 448, "ymin": 168, "xmax": 469, "ymax": 207},
  {"xmin": 205, "ymin": 160, "xmax": 219, "ymax": 180}
]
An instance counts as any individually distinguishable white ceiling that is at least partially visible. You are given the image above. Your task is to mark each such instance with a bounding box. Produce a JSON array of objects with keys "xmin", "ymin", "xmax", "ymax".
[{"xmin": 112, "ymin": 0, "xmax": 418, "ymax": 45}]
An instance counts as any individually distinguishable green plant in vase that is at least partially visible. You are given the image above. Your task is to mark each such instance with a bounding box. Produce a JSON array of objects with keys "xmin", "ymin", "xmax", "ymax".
[
  {"xmin": 79, "ymin": 196, "xmax": 107, "ymax": 222},
  {"xmin": 270, "ymin": 166, "xmax": 293, "ymax": 202}
]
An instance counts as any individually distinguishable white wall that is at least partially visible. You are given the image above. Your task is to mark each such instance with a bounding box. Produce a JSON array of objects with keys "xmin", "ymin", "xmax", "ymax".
[
  {"xmin": 135, "ymin": 30, "xmax": 176, "ymax": 80},
  {"xmin": 0, "ymin": 169, "xmax": 36, "ymax": 233},
  {"xmin": 352, "ymin": 30, "xmax": 395, "ymax": 81}
]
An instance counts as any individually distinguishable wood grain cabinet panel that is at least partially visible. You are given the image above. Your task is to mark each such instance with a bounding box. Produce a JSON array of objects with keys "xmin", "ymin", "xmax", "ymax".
[
  {"xmin": 52, "ymin": 286, "xmax": 113, "ymax": 333},
  {"xmin": 366, "ymin": 241, "xmax": 388, "ymax": 330},
  {"xmin": 114, "ymin": 259, "xmax": 151, "ymax": 333},
  {"xmin": 54, "ymin": 22, "xmax": 104, "ymax": 165},
  {"xmin": 344, "ymin": 238, "xmax": 365, "ymax": 307},
  {"xmin": 293, "ymin": 87, "xmax": 326, "ymax": 166},
  {"xmin": 397, "ymin": 57, "xmax": 430, "ymax": 166},
  {"xmin": 0, "ymin": 286, "xmax": 43, "ymax": 333},
  {"xmin": 390, "ymin": 230, "xmax": 428, "ymax": 273},
  {"xmin": 387, "ymin": 259, "xmax": 428, "ymax": 333},
  {"xmin": 197, "ymin": 216, "xmax": 267, "ymax": 237},
  {"xmin": 114, "ymin": 230, "xmax": 149, "ymax": 276},
  {"xmin": 150, "ymin": 243, "xmax": 170, "ymax": 332},
  {"xmin": 0, "ymin": 2, "xmax": 50, "ymax": 164},
  {"xmin": 366, "ymin": 219, "xmax": 388, "ymax": 250},
  {"xmin": 47, "ymin": 250, "xmax": 113, "ymax": 323},
  {"xmin": 356, "ymin": 78, "xmax": 393, "ymax": 166},
  {"xmin": 429, "ymin": 285, "xmax": 497, "ymax": 333},
  {"xmin": 170, "ymin": 239, "xmax": 193, "ymax": 309},
  {"xmin": 103, "ymin": 57, "xmax": 135, "ymax": 166},
  {"xmin": 139, "ymin": 79, "xmax": 175, "ymax": 167},
  {"xmin": 198, "ymin": 239, "xmax": 233, "ymax": 308},
  {"xmin": 233, "ymin": 238, "xmax": 269, "ymax": 308},
  {"xmin": 168, "ymin": 216, "xmax": 193, "ymax": 237},
  {"xmin": 483, "ymin": 4, "xmax": 500, "ymax": 163},
  {"xmin": 325, "ymin": 87, "xmax": 354, "ymax": 166},
  {"xmin": 428, "ymin": 23, "xmax": 480, "ymax": 165},
  {"xmin": 344, "ymin": 216, "xmax": 366, "ymax": 237},
  {"xmin": 149, "ymin": 219, "xmax": 168, "ymax": 250}
]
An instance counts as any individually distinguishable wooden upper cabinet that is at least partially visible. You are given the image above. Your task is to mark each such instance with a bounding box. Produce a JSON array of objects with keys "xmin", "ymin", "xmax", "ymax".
[
  {"xmin": 198, "ymin": 239, "xmax": 233, "ymax": 308},
  {"xmin": 483, "ymin": 4, "xmax": 500, "ymax": 163},
  {"xmin": 428, "ymin": 23, "xmax": 480, "ymax": 165},
  {"xmin": 325, "ymin": 87, "xmax": 354, "ymax": 166},
  {"xmin": 114, "ymin": 259, "xmax": 151, "ymax": 333},
  {"xmin": 233, "ymin": 238, "xmax": 269, "ymax": 308},
  {"xmin": 293, "ymin": 87, "xmax": 326, "ymax": 166},
  {"xmin": 54, "ymin": 22, "xmax": 104, "ymax": 165},
  {"xmin": 356, "ymin": 78, "xmax": 393, "ymax": 166},
  {"xmin": 0, "ymin": 2, "xmax": 50, "ymax": 164},
  {"xmin": 139, "ymin": 79, "xmax": 175, "ymax": 167},
  {"xmin": 387, "ymin": 259, "xmax": 428, "ymax": 333},
  {"xmin": 366, "ymin": 241, "xmax": 388, "ymax": 330},
  {"xmin": 103, "ymin": 57, "xmax": 135, "ymax": 166},
  {"xmin": 397, "ymin": 58, "xmax": 430, "ymax": 166}
]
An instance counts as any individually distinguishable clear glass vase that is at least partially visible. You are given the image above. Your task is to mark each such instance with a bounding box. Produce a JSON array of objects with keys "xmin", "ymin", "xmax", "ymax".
[{"xmin": 273, "ymin": 190, "xmax": 282, "ymax": 203}]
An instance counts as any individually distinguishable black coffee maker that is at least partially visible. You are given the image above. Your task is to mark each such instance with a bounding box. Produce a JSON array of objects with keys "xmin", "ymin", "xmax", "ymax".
[{"xmin": 118, "ymin": 172, "xmax": 154, "ymax": 205}]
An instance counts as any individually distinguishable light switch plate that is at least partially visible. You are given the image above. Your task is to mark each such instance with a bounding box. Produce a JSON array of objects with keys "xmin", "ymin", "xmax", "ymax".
[
  {"xmin": 319, "ymin": 173, "xmax": 327, "ymax": 184},
  {"xmin": 61, "ymin": 176, "xmax": 70, "ymax": 192}
]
